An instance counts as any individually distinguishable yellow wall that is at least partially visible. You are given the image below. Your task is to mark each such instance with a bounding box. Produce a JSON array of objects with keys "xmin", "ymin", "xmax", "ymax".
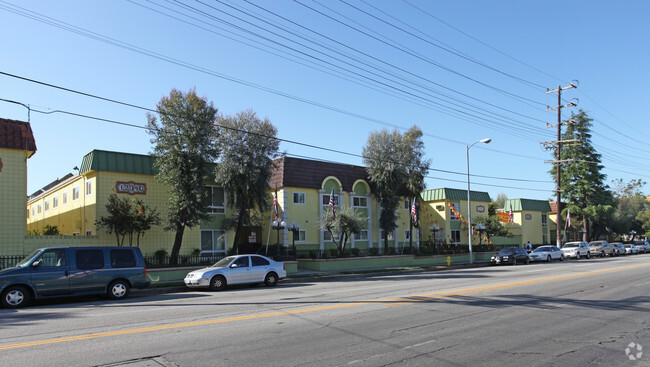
[
  {"xmin": 0, "ymin": 148, "xmax": 30, "ymax": 254},
  {"xmin": 420, "ymin": 199, "xmax": 490, "ymax": 245}
]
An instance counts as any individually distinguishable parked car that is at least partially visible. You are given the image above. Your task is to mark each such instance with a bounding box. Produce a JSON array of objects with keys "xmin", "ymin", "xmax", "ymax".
[
  {"xmin": 490, "ymin": 247, "xmax": 529, "ymax": 265},
  {"xmin": 0, "ymin": 246, "xmax": 149, "ymax": 308},
  {"xmin": 529, "ymin": 245, "xmax": 565, "ymax": 262},
  {"xmin": 184, "ymin": 254, "xmax": 286, "ymax": 291},
  {"xmin": 611, "ymin": 242, "xmax": 626, "ymax": 256},
  {"xmin": 633, "ymin": 241, "xmax": 648, "ymax": 254},
  {"xmin": 623, "ymin": 243, "xmax": 639, "ymax": 255},
  {"xmin": 589, "ymin": 241, "xmax": 614, "ymax": 257},
  {"xmin": 561, "ymin": 241, "xmax": 591, "ymax": 259}
]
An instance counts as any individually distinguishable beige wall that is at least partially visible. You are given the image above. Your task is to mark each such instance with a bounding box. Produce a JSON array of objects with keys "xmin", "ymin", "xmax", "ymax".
[{"xmin": 0, "ymin": 148, "xmax": 29, "ymax": 255}]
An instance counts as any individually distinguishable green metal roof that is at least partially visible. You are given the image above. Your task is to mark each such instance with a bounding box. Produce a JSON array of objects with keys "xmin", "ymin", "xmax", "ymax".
[
  {"xmin": 80, "ymin": 150, "xmax": 157, "ymax": 175},
  {"xmin": 420, "ymin": 187, "xmax": 491, "ymax": 202},
  {"xmin": 504, "ymin": 198, "xmax": 551, "ymax": 212}
]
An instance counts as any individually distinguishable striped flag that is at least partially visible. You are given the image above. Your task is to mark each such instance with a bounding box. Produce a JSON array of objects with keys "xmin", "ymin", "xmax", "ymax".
[
  {"xmin": 508, "ymin": 205, "xmax": 514, "ymax": 224},
  {"xmin": 329, "ymin": 188, "xmax": 336, "ymax": 220},
  {"xmin": 567, "ymin": 209, "xmax": 571, "ymax": 228},
  {"xmin": 411, "ymin": 197, "xmax": 417, "ymax": 226},
  {"xmin": 273, "ymin": 186, "xmax": 279, "ymax": 221}
]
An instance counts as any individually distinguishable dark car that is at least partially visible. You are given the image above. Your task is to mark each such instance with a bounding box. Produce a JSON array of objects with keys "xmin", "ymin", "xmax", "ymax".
[
  {"xmin": 491, "ymin": 247, "xmax": 530, "ymax": 265},
  {"xmin": 1, "ymin": 246, "xmax": 149, "ymax": 308}
]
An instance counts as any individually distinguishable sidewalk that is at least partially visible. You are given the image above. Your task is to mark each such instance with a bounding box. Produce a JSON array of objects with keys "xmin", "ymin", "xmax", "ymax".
[{"xmin": 132, "ymin": 262, "xmax": 490, "ymax": 296}]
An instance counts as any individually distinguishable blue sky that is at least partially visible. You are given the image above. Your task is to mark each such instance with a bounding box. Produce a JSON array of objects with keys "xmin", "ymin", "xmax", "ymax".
[{"xmin": 2, "ymin": 0, "xmax": 649, "ymax": 201}]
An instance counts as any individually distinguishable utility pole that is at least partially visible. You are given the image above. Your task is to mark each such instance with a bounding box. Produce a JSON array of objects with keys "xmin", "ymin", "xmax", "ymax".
[{"xmin": 544, "ymin": 82, "xmax": 577, "ymax": 249}]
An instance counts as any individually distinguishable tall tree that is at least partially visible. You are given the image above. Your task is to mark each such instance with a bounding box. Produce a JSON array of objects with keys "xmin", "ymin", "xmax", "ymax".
[
  {"xmin": 551, "ymin": 110, "xmax": 610, "ymax": 241},
  {"xmin": 214, "ymin": 110, "xmax": 280, "ymax": 254},
  {"xmin": 320, "ymin": 206, "xmax": 367, "ymax": 257},
  {"xmin": 147, "ymin": 88, "xmax": 220, "ymax": 265},
  {"xmin": 611, "ymin": 178, "xmax": 647, "ymax": 237},
  {"xmin": 363, "ymin": 126, "xmax": 430, "ymax": 252}
]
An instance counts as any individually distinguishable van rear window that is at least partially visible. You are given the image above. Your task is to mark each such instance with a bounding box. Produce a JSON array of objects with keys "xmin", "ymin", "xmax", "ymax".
[
  {"xmin": 110, "ymin": 249, "xmax": 137, "ymax": 268},
  {"xmin": 76, "ymin": 250, "xmax": 105, "ymax": 269}
]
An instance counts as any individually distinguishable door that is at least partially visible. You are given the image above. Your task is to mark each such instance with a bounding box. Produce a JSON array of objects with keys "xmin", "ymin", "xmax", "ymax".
[
  {"xmin": 227, "ymin": 256, "xmax": 251, "ymax": 284},
  {"xmin": 250, "ymin": 256, "xmax": 271, "ymax": 282},
  {"xmin": 30, "ymin": 249, "xmax": 70, "ymax": 296}
]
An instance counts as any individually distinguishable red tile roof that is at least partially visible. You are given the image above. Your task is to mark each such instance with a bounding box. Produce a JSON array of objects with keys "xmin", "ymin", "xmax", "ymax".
[
  {"xmin": 0, "ymin": 118, "xmax": 37, "ymax": 157},
  {"xmin": 549, "ymin": 201, "xmax": 565, "ymax": 214}
]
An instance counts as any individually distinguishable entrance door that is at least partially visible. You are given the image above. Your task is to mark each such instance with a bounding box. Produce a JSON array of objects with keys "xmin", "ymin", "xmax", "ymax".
[{"xmin": 30, "ymin": 249, "xmax": 70, "ymax": 296}]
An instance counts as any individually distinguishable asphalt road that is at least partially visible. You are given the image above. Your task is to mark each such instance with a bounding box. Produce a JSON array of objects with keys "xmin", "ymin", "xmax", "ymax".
[{"xmin": 1, "ymin": 255, "xmax": 649, "ymax": 367}]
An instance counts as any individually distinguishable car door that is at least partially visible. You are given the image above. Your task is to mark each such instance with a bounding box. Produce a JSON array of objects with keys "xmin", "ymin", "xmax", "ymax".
[
  {"xmin": 30, "ymin": 249, "xmax": 71, "ymax": 296},
  {"xmin": 227, "ymin": 256, "xmax": 251, "ymax": 284},
  {"xmin": 69, "ymin": 249, "xmax": 107, "ymax": 293},
  {"xmin": 250, "ymin": 256, "xmax": 271, "ymax": 282}
]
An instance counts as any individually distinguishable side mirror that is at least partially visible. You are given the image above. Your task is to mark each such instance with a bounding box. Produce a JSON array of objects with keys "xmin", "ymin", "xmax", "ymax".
[
  {"xmin": 230, "ymin": 264, "xmax": 238, "ymax": 268},
  {"xmin": 31, "ymin": 260, "xmax": 42, "ymax": 268}
]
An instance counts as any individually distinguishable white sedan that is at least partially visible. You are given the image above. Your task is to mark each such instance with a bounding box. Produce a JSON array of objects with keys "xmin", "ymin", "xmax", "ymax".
[
  {"xmin": 528, "ymin": 245, "xmax": 565, "ymax": 262},
  {"xmin": 184, "ymin": 254, "xmax": 287, "ymax": 291}
]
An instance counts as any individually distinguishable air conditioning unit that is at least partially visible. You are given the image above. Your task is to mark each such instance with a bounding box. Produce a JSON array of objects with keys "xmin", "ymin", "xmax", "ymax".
[{"xmin": 436, "ymin": 205, "xmax": 444, "ymax": 211}]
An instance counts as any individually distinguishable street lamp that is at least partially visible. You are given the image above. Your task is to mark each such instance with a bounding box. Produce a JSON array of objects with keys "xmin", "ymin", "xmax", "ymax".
[
  {"xmin": 287, "ymin": 221, "xmax": 301, "ymax": 258},
  {"xmin": 271, "ymin": 219, "xmax": 286, "ymax": 259},
  {"xmin": 467, "ymin": 138, "xmax": 491, "ymax": 264}
]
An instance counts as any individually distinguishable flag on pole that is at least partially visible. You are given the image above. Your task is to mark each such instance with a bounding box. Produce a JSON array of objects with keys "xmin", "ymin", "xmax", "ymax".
[
  {"xmin": 411, "ymin": 197, "xmax": 418, "ymax": 226},
  {"xmin": 508, "ymin": 205, "xmax": 514, "ymax": 224},
  {"xmin": 273, "ymin": 186, "xmax": 279, "ymax": 221},
  {"xmin": 329, "ymin": 188, "xmax": 336, "ymax": 220},
  {"xmin": 566, "ymin": 209, "xmax": 571, "ymax": 228}
]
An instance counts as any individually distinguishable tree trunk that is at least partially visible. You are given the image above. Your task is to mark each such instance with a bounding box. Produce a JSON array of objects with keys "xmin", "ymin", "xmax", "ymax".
[
  {"xmin": 170, "ymin": 224, "xmax": 185, "ymax": 266},
  {"xmin": 583, "ymin": 219, "xmax": 589, "ymax": 242},
  {"xmin": 232, "ymin": 208, "xmax": 246, "ymax": 255}
]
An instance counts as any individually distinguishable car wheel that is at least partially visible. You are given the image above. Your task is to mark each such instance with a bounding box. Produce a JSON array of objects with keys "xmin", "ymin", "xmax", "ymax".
[
  {"xmin": 264, "ymin": 272, "xmax": 279, "ymax": 287},
  {"xmin": 560, "ymin": 254, "xmax": 564, "ymax": 261},
  {"xmin": 547, "ymin": 255, "xmax": 552, "ymax": 262},
  {"xmin": 1, "ymin": 285, "xmax": 29, "ymax": 308},
  {"xmin": 512, "ymin": 258, "xmax": 517, "ymax": 265},
  {"xmin": 576, "ymin": 252, "xmax": 580, "ymax": 260},
  {"xmin": 586, "ymin": 252, "xmax": 590, "ymax": 259},
  {"xmin": 107, "ymin": 280, "xmax": 130, "ymax": 300},
  {"xmin": 525, "ymin": 257, "xmax": 530, "ymax": 265},
  {"xmin": 209, "ymin": 275, "xmax": 226, "ymax": 291}
]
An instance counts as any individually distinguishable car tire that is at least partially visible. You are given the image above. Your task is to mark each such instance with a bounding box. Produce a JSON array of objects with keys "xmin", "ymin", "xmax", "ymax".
[
  {"xmin": 264, "ymin": 272, "xmax": 279, "ymax": 287},
  {"xmin": 1, "ymin": 285, "xmax": 30, "ymax": 308},
  {"xmin": 560, "ymin": 254, "xmax": 564, "ymax": 261},
  {"xmin": 512, "ymin": 258, "xmax": 517, "ymax": 265},
  {"xmin": 525, "ymin": 257, "xmax": 530, "ymax": 265},
  {"xmin": 586, "ymin": 252, "xmax": 590, "ymax": 259},
  {"xmin": 209, "ymin": 275, "xmax": 226, "ymax": 291},
  {"xmin": 576, "ymin": 252, "xmax": 580, "ymax": 260},
  {"xmin": 107, "ymin": 279, "xmax": 130, "ymax": 300},
  {"xmin": 547, "ymin": 255, "xmax": 552, "ymax": 262}
]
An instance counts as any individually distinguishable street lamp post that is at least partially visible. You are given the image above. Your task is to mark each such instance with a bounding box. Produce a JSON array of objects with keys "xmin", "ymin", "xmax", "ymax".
[
  {"xmin": 467, "ymin": 138, "xmax": 491, "ymax": 264},
  {"xmin": 271, "ymin": 219, "xmax": 286, "ymax": 260},
  {"xmin": 287, "ymin": 221, "xmax": 301, "ymax": 258}
]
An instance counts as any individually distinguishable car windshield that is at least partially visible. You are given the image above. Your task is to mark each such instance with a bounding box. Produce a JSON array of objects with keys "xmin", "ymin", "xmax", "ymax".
[
  {"xmin": 533, "ymin": 247, "xmax": 549, "ymax": 252},
  {"xmin": 563, "ymin": 243, "xmax": 579, "ymax": 248},
  {"xmin": 211, "ymin": 256, "xmax": 236, "ymax": 268},
  {"xmin": 497, "ymin": 248, "xmax": 515, "ymax": 255},
  {"xmin": 15, "ymin": 249, "xmax": 42, "ymax": 267}
]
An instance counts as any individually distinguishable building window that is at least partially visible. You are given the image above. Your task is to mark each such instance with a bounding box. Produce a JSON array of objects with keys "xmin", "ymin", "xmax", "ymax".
[
  {"xmin": 86, "ymin": 179, "xmax": 92, "ymax": 196},
  {"xmin": 450, "ymin": 202, "xmax": 460, "ymax": 220},
  {"xmin": 204, "ymin": 186, "xmax": 225, "ymax": 214},
  {"xmin": 53, "ymin": 196, "xmax": 59, "ymax": 209},
  {"xmin": 451, "ymin": 230, "xmax": 461, "ymax": 243},
  {"xmin": 62, "ymin": 192, "xmax": 68, "ymax": 205},
  {"xmin": 353, "ymin": 196, "xmax": 367, "ymax": 207},
  {"xmin": 27, "ymin": 209, "xmax": 30, "ymax": 219},
  {"xmin": 355, "ymin": 229, "xmax": 368, "ymax": 241},
  {"xmin": 86, "ymin": 230, "xmax": 92, "ymax": 236},
  {"xmin": 379, "ymin": 230, "xmax": 394, "ymax": 241},
  {"xmin": 72, "ymin": 186, "xmax": 80, "ymax": 201},
  {"xmin": 322, "ymin": 194, "xmax": 339, "ymax": 206},
  {"xmin": 293, "ymin": 229, "xmax": 306, "ymax": 242},
  {"xmin": 405, "ymin": 230, "xmax": 411, "ymax": 240},
  {"xmin": 37, "ymin": 204, "xmax": 42, "ymax": 214},
  {"xmin": 293, "ymin": 192, "xmax": 305, "ymax": 205},
  {"xmin": 44, "ymin": 200, "xmax": 49, "ymax": 211},
  {"xmin": 404, "ymin": 199, "xmax": 411, "ymax": 210},
  {"xmin": 324, "ymin": 231, "xmax": 340, "ymax": 241},
  {"xmin": 31, "ymin": 207, "xmax": 35, "ymax": 216},
  {"xmin": 542, "ymin": 233, "xmax": 549, "ymax": 244},
  {"xmin": 201, "ymin": 229, "xmax": 226, "ymax": 255},
  {"xmin": 541, "ymin": 213, "xmax": 548, "ymax": 227}
]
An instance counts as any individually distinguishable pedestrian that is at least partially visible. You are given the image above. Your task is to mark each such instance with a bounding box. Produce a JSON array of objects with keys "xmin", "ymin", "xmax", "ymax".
[{"xmin": 525, "ymin": 241, "xmax": 532, "ymax": 253}]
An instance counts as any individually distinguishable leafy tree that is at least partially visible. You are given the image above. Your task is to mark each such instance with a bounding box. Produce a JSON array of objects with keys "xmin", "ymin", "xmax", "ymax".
[
  {"xmin": 320, "ymin": 206, "xmax": 367, "ymax": 257},
  {"xmin": 96, "ymin": 193, "xmax": 161, "ymax": 246},
  {"xmin": 363, "ymin": 126, "xmax": 430, "ymax": 252},
  {"xmin": 147, "ymin": 88, "xmax": 220, "ymax": 264},
  {"xmin": 551, "ymin": 110, "xmax": 610, "ymax": 240},
  {"xmin": 611, "ymin": 178, "xmax": 647, "ymax": 238},
  {"xmin": 473, "ymin": 201, "xmax": 509, "ymax": 239},
  {"xmin": 213, "ymin": 110, "xmax": 280, "ymax": 254},
  {"xmin": 495, "ymin": 193, "xmax": 508, "ymax": 209},
  {"xmin": 636, "ymin": 210, "xmax": 650, "ymax": 238},
  {"xmin": 43, "ymin": 225, "xmax": 60, "ymax": 235}
]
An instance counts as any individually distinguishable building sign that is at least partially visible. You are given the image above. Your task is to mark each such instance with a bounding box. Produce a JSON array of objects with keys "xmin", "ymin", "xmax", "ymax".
[
  {"xmin": 525, "ymin": 214, "xmax": 533, "ymax": 220},
  {"xmin": 476, "ymin": 205, "xmax": 485, "ymax": 213},
  {"xmin": 116, "ymin": 181, "xmax": 147, "ymax": 195}
]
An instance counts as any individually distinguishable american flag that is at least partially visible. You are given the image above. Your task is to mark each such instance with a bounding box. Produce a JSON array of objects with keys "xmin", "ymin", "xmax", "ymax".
[
  {"xmin": 567, "ymin": 209, "xmax": 571, "ymax": 228},
  {"xmin": 411, "ymin": 197, "xmax": 417, "ymax": 226},
  {"xmin": 329, "ymin": 188, "xmax": 336, "ymax": 220},
  {"xmin": 508, "ymin": 205, "xmax": 514, "ymax": 224},
  {"xmin": 273, "ymin": 186, "xmax": 279, "ymax": 220}
]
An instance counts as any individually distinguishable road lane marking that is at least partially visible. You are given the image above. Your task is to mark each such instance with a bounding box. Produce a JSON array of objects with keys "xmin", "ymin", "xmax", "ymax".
[{"xmin": 1, "ymin": 263, "xmax": 648, "ymax": 350}]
